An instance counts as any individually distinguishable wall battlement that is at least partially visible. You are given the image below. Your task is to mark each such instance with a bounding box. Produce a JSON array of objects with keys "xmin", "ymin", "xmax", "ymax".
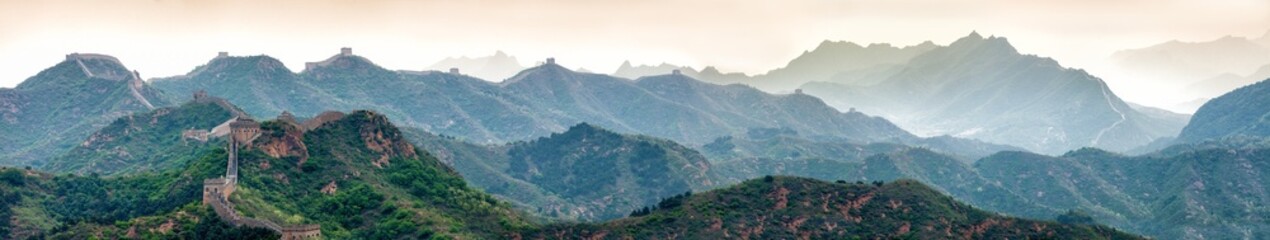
[
  {"xmin": 281, "ymin": 225, "xmax": 323, "ymax": 239},
  {"xmin": 65, "ymin": 53, "xmax": 123, "ymax": 64}
]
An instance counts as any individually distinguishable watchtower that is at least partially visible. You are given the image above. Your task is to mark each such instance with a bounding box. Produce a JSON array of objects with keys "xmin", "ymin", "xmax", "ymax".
[
  {"xmin": 217, "ymin": 52, "xmax": 229, "ymax": 58},
  {"xmin": 193, "ymin": 90, "xmax": 209, "ymax": 101},
  {"xmin": 340, "ymin": 47, "xmax": 353, "ymax": 56},
  {"xmin": 280, "ymin": 225, "xmax": 323, "ymax": 239},
  {"xmin": 230, "ymin": 118, "xmax": 262, "ymax": 144},
  {"xmin": 278, "ymin": 111, "xmax": 298, "ymax": 125},
  {"xmin": 449, "ymin": 68, "xmax": 460, "ymax": 75},
  {"xmin": 202, "ymin": 178, "xmax": 234, "ymax": 205},
  {"xmin": 672, "ymin": 69, "xmax": 682, "ymax": 75},
  {"xmin": 546, "ymin": 57, "xmax": 556, "ymax": 65},
  {"xmin": 226, "ymin": 118, "xmax": 261, "ymax": 180}
]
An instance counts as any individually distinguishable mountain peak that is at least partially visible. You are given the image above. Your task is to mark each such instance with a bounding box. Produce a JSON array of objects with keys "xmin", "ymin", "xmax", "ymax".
[
  {"xmin": 301, "ymin": 48, "xmax": 387, "ymax": 73},
  {"xmin": 812, "ymin": 40, "xmax": 864, "ymax": 53},
  {"xmin": 191, "ymin": 55, "xmax": 291, "ymax": 77},
  {"xmin": 17, "ymin": 53, "xmax": 135, "ymax": 89},
  {"xmin": 502, "ymin": 59, "xmax": 577, "ymax": 84},
  {"xmin": 566, "ymin": 122, "xmax": 606, "ymax": 133},
  {"xmin": 948, "ymin": 31, "xmax": 1017, "ymax": 54},
  {"xmin": 967, "ymin": 30, "xmax": 984, "ymax": 40}
]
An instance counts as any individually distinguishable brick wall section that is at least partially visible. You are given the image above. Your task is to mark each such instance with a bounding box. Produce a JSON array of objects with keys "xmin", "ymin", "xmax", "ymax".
[{"xmin": 200, "ymin": 118, "xmax": 320, "ymax": 239}]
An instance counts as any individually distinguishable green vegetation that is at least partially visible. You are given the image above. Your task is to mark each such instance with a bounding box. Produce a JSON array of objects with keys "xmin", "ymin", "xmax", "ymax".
[
  {"xmin": 405, "ymin": 123, "xmax": 720, "ymax": 221},
  {"xmin": 230, "ymin": 110, "xmax": 531, "ymax": 239},
  {"xmin": 44, "ymin": 99, "xmax": 236, "ymax": 176},
  {"xmin": 6, "ymin": 109, "xmax": 1150, "ymax": 239},
  {"xmin": 151, "ymin": 55, "xmax": 349, "ymax": 118},
  {"xmin": 0, "ymin": 57, "xmax": 174, "ymax": 168},
  {"xmin": 525, "ymin": 176, "xmax": 1141, "ymax": 239},
  {"xmin": 1177, "ymin": 76, "xmax": 1270, "ymax": 142}
]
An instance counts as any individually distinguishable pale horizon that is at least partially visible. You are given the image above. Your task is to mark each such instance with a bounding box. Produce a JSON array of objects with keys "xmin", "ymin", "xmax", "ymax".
[{"xmin": 2, "ymin": 0, "xmax": 1267, "ymax": 111}]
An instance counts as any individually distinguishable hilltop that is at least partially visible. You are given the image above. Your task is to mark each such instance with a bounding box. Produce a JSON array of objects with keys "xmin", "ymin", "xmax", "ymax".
[
  {"xmin": 0, "ymin": 53, "xmax": 172, "ymax": 167},
  {"xmin": 150, "ymin": 53, "xmax": 349, "ymax": 117},
  {"xmin": 1177, "ymin": 77, "xmax": 1270, "ymax": 143}
]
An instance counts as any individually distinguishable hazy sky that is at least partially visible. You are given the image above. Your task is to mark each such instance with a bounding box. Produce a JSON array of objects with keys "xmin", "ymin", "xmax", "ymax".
[{"xmin": 2, "ymin": 0, "xmax": 1267, "ymax": 106}]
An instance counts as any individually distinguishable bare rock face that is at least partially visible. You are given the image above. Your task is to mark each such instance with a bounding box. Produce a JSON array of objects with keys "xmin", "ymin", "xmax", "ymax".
[
  {"xmin": 352, "ymin": 111, "xmax": 417, "ymax": 167},
  {"xmin": 256, "ymin": 120, "xmax": 309, "ymax": 165},
  {"xmin": 321, "ymin": 181, "xmax": 338, "ymax": 195}
]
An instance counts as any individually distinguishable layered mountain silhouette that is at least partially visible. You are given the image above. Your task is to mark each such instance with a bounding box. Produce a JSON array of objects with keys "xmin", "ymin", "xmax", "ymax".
[
  {"xmin": 1177, "ymin": 64, "xmax": 1270, "ymax": 112},
  {"xmin": 1110, "ymin": 31, "xmax": 1270, "ymax": 92},
  {"xmin": 693, "ymin": 40, "xmax": 937, "ymax": 92},
  {"xmin": 153, "ymin": 49, "xmax": 916, "ymax": 147},
  {"xmin": 1177, "ymin": 77, "xmax": 1270, "ymax": 143},
  {"xmin": 0, "ymin": 109, "xmax": 1142, "ymax": 239},
  {"xmin": 800, "ymin": 32, "xmax": 1187, "ymax": 154},
  {"xmin": 425, "ymin": 51, "xmax": 526, "ymax": 82},
  {"xmin": 0, "ymin": 54, "xmax": 171, "ymax": 167},
  {"xmin": 611, "ymin": 60, "xmax": 696, "ymax": 79},
  {"xmin": 151, "ymin": 53, "xmax": 350, "ymax": 118}
]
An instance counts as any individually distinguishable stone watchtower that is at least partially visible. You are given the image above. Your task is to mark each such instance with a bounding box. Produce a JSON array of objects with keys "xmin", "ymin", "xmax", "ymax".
[
  {"xmin": 672, "ymin": 69, "xmax": 682, "ymax": 75},
  {"xmin": 278, "ymin": 111, "xmax": 299, "ymax": 125},
  {"xmin": 545, "ymin": 58, "xmax": 556, "ymax": 65},
  {"xmin": 230, "ymin": 118, "xmax": 261, "ymax": 144},
  {"xmin": 217, "ymin": 52, "xmax": 229, "ymax": 58},
  {"xmin": 193, "ymin": 90, "xmax": 209, "ymax": 102},
  {"xmin": 449, "ymin": 68, "xmax": 460, "ymax": 75},
  {"xmin": 227, "ymin": 118, "xmax": 261, "ymax": 179},
  {"xmin": 340, "ymin": 47, "xmax": 353, "ymax": 56}
]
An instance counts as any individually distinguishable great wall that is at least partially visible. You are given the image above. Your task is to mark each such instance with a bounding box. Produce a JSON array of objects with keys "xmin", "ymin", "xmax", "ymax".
[
  {"xmin": 66, "ymin": 53, "xmax": 156, "ymax": 110},
  {"xmin": 199, "ymin": 111, "xmax": 322, "ymax": 239}
]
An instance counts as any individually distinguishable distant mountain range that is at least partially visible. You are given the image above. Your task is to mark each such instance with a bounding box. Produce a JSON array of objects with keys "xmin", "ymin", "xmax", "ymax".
[
  {"xmin": 689, "ymin": 41, "xmax": 937, "ymax": 92},
  {"xmin": 149, "ymin": 49, "xmax": 916, "ymax": 148},
  {"xmin": 1177, "ymin": 76, "xmax": 1270, "ymax": 143},
  {"xmin": 1110, "ymin": 31, "xmax": 1270, "ymax": 89},
  {"xmin": 611, "ymin": 60, "xmax": 695, "ymax": 79},
  {"xmin": 800, "ymin": 32, "xmax": 1187, "ymax": 154},
  {"xmin": 1108, "ymin": 30, "xmax": 1270, "ymax": 109},
  {"xmin": 425, "ymin": 51, "xmax": 527, "ymax": 82},
  {"xmin": 151, "ymin": 54, "xmax": 351, "ymax": 118}
]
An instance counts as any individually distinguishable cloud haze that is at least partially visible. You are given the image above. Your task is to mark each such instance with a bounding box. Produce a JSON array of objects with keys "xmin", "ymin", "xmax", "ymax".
[{"xmin": 1, "ymin": 0, "xmax": 1266, "ymax": 107}]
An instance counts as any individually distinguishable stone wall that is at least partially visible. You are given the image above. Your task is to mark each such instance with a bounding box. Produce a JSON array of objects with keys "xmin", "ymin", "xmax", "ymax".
[{"xmin": 281, "ymin": 225, "xmax": 323, "ymax": 239}]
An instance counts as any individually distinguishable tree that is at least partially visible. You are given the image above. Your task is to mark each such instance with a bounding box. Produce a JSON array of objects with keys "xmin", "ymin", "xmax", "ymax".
[{"xmin": 1056, "ymin": 209, "xmax": 1095, "ymax": 225}]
